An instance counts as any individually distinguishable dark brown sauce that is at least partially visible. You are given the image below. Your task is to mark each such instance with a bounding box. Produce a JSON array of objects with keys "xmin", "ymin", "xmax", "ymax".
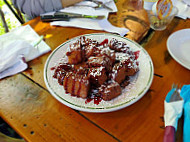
[
  {"xmin": 134, "ymin": 50, "xmax": 140, "ymax": 60},
  {"xmin": 85, "ymin": 98, "xmax": 93, "ymax": 104},
  {"xmin": 94, "ymin": 96, "xmax": 102, "ymax": 105},
  {"xmin": 85, "ymin": 89, "xmax": 102, "ymax": 105},
  {"xmin": 50, "ymin": 67, "xmax": 56, "ymax": 70},
  {"xmin": 100, "ymin": 39, "xmax": 108, "ymax": 46},
  {"xmin": 64, "ymin": 74, "xmax": 68, "ymax": 93},
  {"xmin": 66, "ymin": 51, "xmax": 72, "ymax": 56},
  {"xmin": 85, "ymin": 96, "xmax": 102, "ymax": 105}
]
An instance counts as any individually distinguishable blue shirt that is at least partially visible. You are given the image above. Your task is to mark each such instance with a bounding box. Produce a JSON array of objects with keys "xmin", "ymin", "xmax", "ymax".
[{"xmin": 12, "ymin": 0, "xmax": 62, "ymax": 18}]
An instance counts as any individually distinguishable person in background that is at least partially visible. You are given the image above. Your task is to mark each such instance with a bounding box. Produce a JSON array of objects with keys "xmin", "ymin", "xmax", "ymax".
[{"xmin": 12, "ymin": 0, "xmax": 83, "ymax": 19}]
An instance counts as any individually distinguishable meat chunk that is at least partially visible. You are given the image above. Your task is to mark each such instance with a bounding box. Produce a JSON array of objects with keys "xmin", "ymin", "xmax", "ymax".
[
  {"xmin": 66, "ymin": 41, "xmax": 84, "ymax": 64},
  {"xmin": 88, "ymin": 67, "xmax": 107, "ymax": 86},
  {"xmin": 79, "ymin": 77, "xmax": 90, "ymax": 98},
  {"xmin": 115, "ymin": 52, "xmax": 139, "ymax": 76},
  {"xmin": 109, "ymin": 38, "xmax": 130, "ymax": 53},
  {"xmin": 79, "ymin": 36, "xmax": 99, "ymax": 47},
  {"xmin": 99, "ymin": 81, "xmax": 121, "ymax": 101},
  {"xmin": 87, "ymin": 56, "xmax": 104, "ymax": 67},
  {"xmin": 122, "ymin": 59, "xmax": 139, "ymax": 76},
  {"xmin": 87, "ymin": 56, "xmax": 112, "ymax": 72},
  {"xmin": 84, "ymin": 44, "xmax": 99, "ymax": 59},
  {"xmin": 53, "ymin": 63, "xmax": 73, "ymax": 85},
  {"xmin": 110, "ymin": 54, "xmax": 139, "ymax": 84},
  {"xmin": 79, "ymin": 36, "xmax": 100, "ymax": 59},
  {"xmin": 120, "ymin": 76, "xmax": 130, "ymax": 88},
  {"xmin": 63, "ymin": 71, "xmax": 90, "ymax": 98},
  {"xmin": 96, "ymin": 47, "xmax": 116, "ymax": 66},
  {"xmin": 84, "ymin": 44, "xmax": 100, "ymax": 59},
  {"xmin": 110, "ymin": 62, "xmax": 126, "ymax": 84},
  {"xmin": 73, "ymin": 62, "xmax": 88, "ymax": 70}
]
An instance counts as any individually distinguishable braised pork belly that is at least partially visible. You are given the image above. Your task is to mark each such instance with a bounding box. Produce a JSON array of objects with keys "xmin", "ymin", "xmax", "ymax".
[{"xmin": 52, "ymin": 36, "xmax": 140, "ymax": 103}]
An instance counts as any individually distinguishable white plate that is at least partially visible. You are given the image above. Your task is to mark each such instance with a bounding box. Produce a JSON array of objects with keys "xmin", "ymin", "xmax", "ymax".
[
  {"xmin": 44, "ymin": 33, "xmax": 154, "ymax": 113},
  {"xmin": 167, "ymin": 29, "xmax": 190, "ymax": 70}
]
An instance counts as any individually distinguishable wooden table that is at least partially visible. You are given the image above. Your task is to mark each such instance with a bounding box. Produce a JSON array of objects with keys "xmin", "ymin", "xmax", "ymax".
[{"xmin": 1, "ymin": 0, "xmax": 190, "ymax": 141}]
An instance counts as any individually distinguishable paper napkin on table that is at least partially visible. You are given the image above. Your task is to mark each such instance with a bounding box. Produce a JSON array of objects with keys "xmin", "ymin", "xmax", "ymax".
[
  {"xmin": 172, "ymin": 0, "xmax": 190, "ymax": 19},
  {"xmin": 180, "ymin": 84, "xmax": 190, "ymax": 142},
  {"xmin": 164, "ymin": 88, "xmax": 184, "ymax": 130},
  {"xmin": 0, "ymin": 25, "xmax": 51, "ymax": 79},
  {"xmin": 45, "ymin": 0, "xmax": 129, "ymax": 36},
  {"xmin": 163, "ymin": 88, "xmax": 184, "ymax": 142}
]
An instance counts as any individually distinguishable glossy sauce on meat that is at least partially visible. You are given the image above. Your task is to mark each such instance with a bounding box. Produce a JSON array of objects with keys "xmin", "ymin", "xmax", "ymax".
[{"xmin": 52, "ymin": 37, "xmax": 140, "ymax": 105}]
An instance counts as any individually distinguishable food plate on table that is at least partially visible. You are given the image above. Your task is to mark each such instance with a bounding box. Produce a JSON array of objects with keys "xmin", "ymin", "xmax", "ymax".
[
  {"xmin": 44, "ymin": 33, "xmax": 154, "ymax": 113},
  {"xmin": 167, "ymin": 29, "xmax": 190, "ymax": 70}
]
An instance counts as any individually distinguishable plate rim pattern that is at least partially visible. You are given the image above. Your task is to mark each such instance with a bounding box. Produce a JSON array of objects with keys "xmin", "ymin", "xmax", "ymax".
[{"xmin": 44, "ymin": 33, "xmax": 154, "ymax": 112}]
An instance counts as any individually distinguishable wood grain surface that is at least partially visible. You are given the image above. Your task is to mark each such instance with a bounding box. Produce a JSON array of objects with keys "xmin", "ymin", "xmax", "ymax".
[
  {"xmin": 1, "ymin": 0, "xmax": 190, "ymax": 142},
  {"xmin": 0, "ymin": 74, "xmax": 118, "ymax": 142}
]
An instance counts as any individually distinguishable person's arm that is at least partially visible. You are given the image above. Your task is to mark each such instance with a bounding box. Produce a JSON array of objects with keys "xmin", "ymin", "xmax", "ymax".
[
  {"xmin": 12, "ymin": 0, "xmax": 83, "ymax": 19},
  {"xmin": 61, "ymin": 0, "xmax": 83, "ymax": 7}
]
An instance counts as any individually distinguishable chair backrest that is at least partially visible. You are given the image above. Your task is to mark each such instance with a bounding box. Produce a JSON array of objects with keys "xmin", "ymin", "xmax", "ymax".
[
  {"xmin": 0, "ymin": 6, "xmax": 9, "ymax": 33},
  {"xmin": 3, "ymin": 0, "xmax": 25, "ymax": 24}
]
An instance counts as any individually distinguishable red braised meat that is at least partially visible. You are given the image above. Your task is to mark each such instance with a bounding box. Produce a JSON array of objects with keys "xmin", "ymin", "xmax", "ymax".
[{"xmin": 52, "ymin": 36, "xmax": 140, "ymax": 104}]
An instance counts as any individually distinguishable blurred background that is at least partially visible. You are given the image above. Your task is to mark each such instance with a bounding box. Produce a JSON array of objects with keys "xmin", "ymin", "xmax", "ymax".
[{"xmin": 0, "ymin": 0, "xmax": 21, "ymax": 35}]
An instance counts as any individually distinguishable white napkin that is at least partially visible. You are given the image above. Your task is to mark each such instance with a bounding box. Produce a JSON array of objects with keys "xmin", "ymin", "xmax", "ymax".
[
  {"xmin": 164, "ymin": 88, "xmax": 184, "ymax": 130},
  {"xmin": 172, "ymin": 0, "xmax": 190, "ymax": 19},
  {"xmin": 164, "ymin": 100, "xmax": 184, "ymax": 129},
  {"xmin": 46, "ymin": 0, "xmax": 129, "ymax": 36},
  {"xmin": 183, "ymin": 0, "xmax": 190, "ymax": 5},
  {"xmin": 0, "ymin": 25, "xmax": 51, "ymax": 79}
]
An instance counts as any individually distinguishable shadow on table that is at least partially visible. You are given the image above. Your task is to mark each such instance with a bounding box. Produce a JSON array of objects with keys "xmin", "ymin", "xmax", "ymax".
[{"xmin": 0, "ymin": 117, "xmax": 25, "ymax": 142}]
